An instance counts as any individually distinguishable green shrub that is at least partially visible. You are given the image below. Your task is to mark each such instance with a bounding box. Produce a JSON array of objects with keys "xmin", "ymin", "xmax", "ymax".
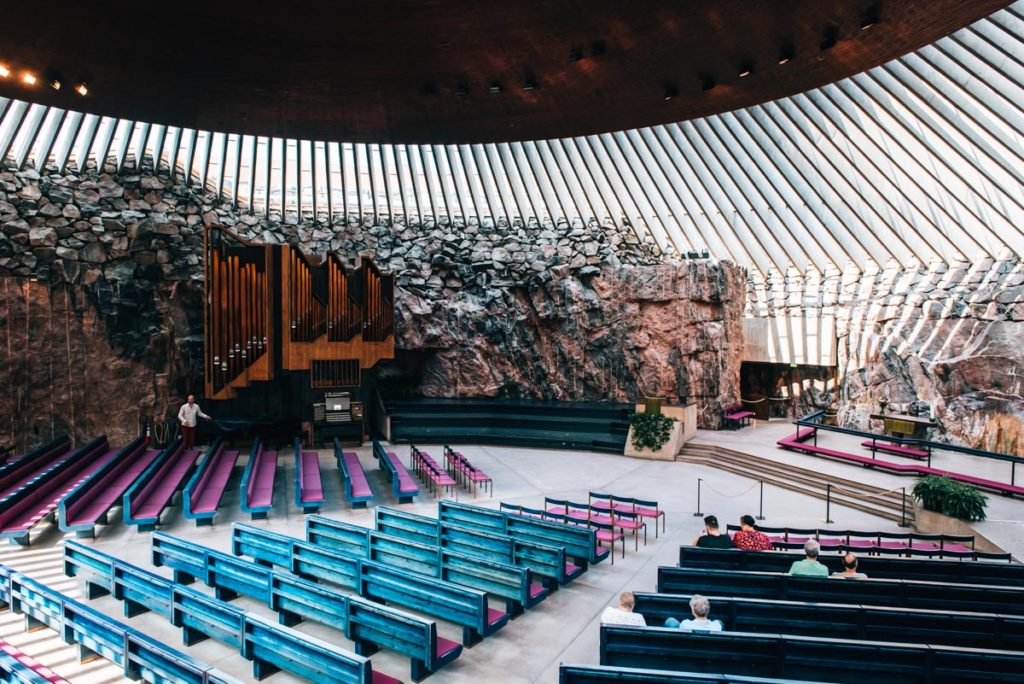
[
  {"xmin": 630, "ymin": 411, "xmax": 677, "ymax": 451},
  {"xmin": 912, "ymin": 475, "xmax": 988, "ymax": 522}
]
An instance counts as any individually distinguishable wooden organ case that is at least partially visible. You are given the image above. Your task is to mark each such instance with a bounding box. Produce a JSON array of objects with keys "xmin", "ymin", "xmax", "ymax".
[{"xmin": 203, "ymin": 226, "xmax": 394, "ymax": 442}]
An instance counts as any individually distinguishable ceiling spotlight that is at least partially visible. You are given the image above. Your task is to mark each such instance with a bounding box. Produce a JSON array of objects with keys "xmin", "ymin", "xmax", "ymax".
[
  {"xmin": 861, "ymin": 4, "xmax": 881, "ymax": 29},
  {"xmin": 568, "ymin": 49, "xmax": 583, "ymax": 62},
  {"xmin": 778, "ymin": 46, "xmax": 794, "ymax": 65},
  {"xmin": 75, "ymin": 82, "xmax": 88, "ymax": 96},
  {"xmin": 700, "ymin": 74, "xmax": 717, "ymax": 92},
  {"xmin": 738, "ymin": 63, "xmax": 754, "ymax": 78},
  {"xmin": 820, "ymin": 25, "xmax": 839, "ymax": 51},
  {"xmin": 22, "ymin": 72, "xmax": 37, "ymax": 86},
  {"xmin": 489, "ymin": 82, "xmax": 502, "ymax": 94},
  {"xmin": 663, "ymin": 85, "xmax": 678, "ymax": 101},
  {"xmin": 50, "ymin": 79, "xmax": 61, "ymax": 91},
  {"xmin": 0, "ymin": 64, "xmax": 10, "ymax": 78},
  {"xmin": 523, "ymin": 78, "xmax": 537, "ymax": 91},
  {"xmin": 455, "ymin": 84, "xmax": 469, "ymax": 97}
]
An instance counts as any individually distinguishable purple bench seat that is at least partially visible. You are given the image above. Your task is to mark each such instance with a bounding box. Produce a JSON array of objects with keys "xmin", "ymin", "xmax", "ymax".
[
  {"xmin": 122, "ymin": 440, "xmax": 201, "ymax": 532},
  {"xmin": 1, "ymin": 442, "xmax": 120, "ymax": 546},
  {"xmin": 779, "ymin": 433, "xmax": 1024, "ymax": 497},
  {"xmin": 184, "ymin": 441, "xmax": 241, "ymax": 526},
  {"xmin": 297, "ymin": 450, "xmax": 325, "ymax": 511},
  {"xmin": 339, "ymin": 449, "xmax": 373, "ymax": 509},
  {"xmin": 0, "ymin": 438, "xmax": 74, "ymax": 500},
  {"xmin": 384, "ymin": 452, "xmax": 419, "ymax": 503},
  {"xmin": 240, "ymin": 439, "xmax": 278, "ymax": 519},
  {"xmin": 722, "ymin": 403, "xmax": 754, "ymax": 429},
  {"xmin": 861, "ymin": 440, "xmax": 929, "ymax": 460},
  {"xmin": 60, "ymin": 440, "xmax": 161, "ymax": 537}
]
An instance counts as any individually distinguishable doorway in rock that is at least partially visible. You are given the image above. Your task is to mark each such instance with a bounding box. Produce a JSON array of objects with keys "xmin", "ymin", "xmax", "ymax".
[{"xmin": 740, "ymin": 361, "xmax": 837, "ymax": 420}]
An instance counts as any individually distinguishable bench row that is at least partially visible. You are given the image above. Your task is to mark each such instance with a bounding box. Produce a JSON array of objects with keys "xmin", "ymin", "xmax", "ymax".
[
  {"xmin": 229, "ymin": 523, "xmax": 510, "ymax": 646},
  {"xmin": 657, "ymin": 566, "xmax": 1024, "ymax": 615},
  {"xmin": 63, "ymin": 542, "xmax": 402, "ymax": 684},
  {"xmin": 678, "ymin": 545, "xmax": 1024, "ymax": 585},
  {"xmin": 601, "ymin": 625, "xmax": 1024, "ymax": 684},
  {"xmin": 374, "ymin": 440, "xmax": 419, "ymax": 503},
  {"xmin": 0, "ymin": 561, "xmax": 243, "ymax": 684}
]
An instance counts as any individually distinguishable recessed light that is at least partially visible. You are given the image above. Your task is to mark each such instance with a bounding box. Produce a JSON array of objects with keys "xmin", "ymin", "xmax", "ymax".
[
  {"xmin": 50, "ymin": 79, "xmax": 61, "ymax": 90},
  {"xmin": 0, "ymin": 64, "xmax": 10, "ymax": 78},
  {"xmin": 489, "ymin": 82, "xmax": 502, "ymax": 94},
  {"xmin": 523, "ymin": 78, "xmax": 537, "ymax": 91},
  {"xmin": 861, "ymin": 4, "xmax": 881, "ymax": 29},
  {"xmin": 700, "ymin": 75, "xmax": 716, "ymax": 92},
  {"xmin": 663, "ymin": 85, "xmax": 678, "ymax": 101},
  {"xmin": 820, "ymin": 25, "xmax": 839, "ymax": 51},
  {"xmin": 22, "ymin": 72, "xmax": 37, "ymax": 86},
  {"xmin": 568, "ymin": 49, "xmax": 583, "ymax": 62},
  {"xmin": 738, "ymin": 63, "xmax": 754, "ymax": 78},
  {"xmin": 75, "ymin": 83, "xmax": 88, "ymax": 96},
  {"xmin": 778, "ymin": 46, "xmax": 794, "ymax": 65}
]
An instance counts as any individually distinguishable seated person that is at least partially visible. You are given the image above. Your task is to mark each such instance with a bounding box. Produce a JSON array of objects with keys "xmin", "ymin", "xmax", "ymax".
[
  {"xmin": 665, "ymin": 595, "xmax": 723, "ymax": 632},
  {"xmin": 789, "ymin": 539, "xmax": 829, "ymax": 577},
  {"xmin": 831, "ymin": 552, "xmax": 868, "ymax": 579},
  {"xmin": 600, "ymin": 591, "xmax": 647, "ymax": 626},
  {"xmin": 692, "ymin": 514, "xmax": 733, "ymax": 549},
  {"xmin": 732, "ymin": 514, "xmax": 773, "ymax": 551}
]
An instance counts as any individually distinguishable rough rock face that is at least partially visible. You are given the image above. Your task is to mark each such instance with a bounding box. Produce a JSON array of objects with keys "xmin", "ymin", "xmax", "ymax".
[
  {"xmin": 385, "ymin": 261, "xmax": 746, "ymax": 425},
  {"xmin": 748, "ymin": 258, "xmax": 1024, "ymax": 454},
  {"xmin": 0, "ymin": 279, "xmax": 202, "ymax": 449},
  {"xmin": 0, "ymin": 160, "xmax": 745, "ymax": 446}
]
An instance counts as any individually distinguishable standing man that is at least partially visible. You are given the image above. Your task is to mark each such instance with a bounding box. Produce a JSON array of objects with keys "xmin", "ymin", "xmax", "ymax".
[{"xmin": 178, "ymin": 395, "xmax": 210, "ymax": 449}]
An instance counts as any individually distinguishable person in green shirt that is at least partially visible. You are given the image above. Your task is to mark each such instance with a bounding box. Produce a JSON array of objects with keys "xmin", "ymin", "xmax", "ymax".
[{"xmin": 789, "ymin": 539, "xmax": 829, "ymax": 577}]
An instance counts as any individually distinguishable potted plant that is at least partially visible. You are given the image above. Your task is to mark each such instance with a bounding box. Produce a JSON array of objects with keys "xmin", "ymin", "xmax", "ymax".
[
  {"xmin": 629, "ymin": 411, "xmax": 677, "ymax": 452},
  {"xmin": 912, "ymin": 475, "xmax": 987, "ymax": 522}
]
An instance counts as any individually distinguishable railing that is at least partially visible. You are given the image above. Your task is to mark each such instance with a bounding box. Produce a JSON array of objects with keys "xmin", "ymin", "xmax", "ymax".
[{"xmin": 795, "ymin": 410, "xmax": 1024, "ymax": 476}]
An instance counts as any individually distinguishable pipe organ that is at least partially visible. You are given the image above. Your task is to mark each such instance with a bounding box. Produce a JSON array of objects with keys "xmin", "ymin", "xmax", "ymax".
[{"xmin": 203, "ymin": 227, "xmax": 395, "ymax": 408}]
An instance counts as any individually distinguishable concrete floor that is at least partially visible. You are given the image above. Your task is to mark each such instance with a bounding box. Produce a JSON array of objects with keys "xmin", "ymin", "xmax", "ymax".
[{"xmin": 0, "ymin": 427, "xmax": 1019, "ymax": 683}]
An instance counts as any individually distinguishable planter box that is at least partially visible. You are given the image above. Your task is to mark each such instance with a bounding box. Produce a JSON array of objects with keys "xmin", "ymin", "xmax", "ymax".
[
  {"xmin": 624, "ymin": 421, "xmax": 684, "ymax": 461},
  {"xmin": 912, "ymin": 501, "xmax": 1006, "ymax": 555}
]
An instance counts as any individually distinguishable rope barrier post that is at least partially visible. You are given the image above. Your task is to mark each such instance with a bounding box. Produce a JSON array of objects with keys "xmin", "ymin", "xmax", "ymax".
[
  {"xmin": 899, "ymin": 487, "xmax": 909, "ymax": 528},
  {"xmin": 757, "ymin": 480, "xmax": 765, "ymax": 521},
  {"xmin": 824, "ymin": 483, "xmax": 834, "ymax": 524},
  {"xmin": 693, "ymin": 478, "xmax": 703, "ymax": 517}
]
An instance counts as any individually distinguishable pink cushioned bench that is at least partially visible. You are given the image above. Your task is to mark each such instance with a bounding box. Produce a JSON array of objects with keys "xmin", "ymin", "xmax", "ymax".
[
  {"xmin": 779, "ymin": 433, "xmax": 1024, "ymax": 497},
  {"xmin": 1, "ymin": 438, "xmax": 121, "ymax": 546},
  {"xmin": 59, "ymin": 438, "xmax": 160, "ymax": 538},
  {"xmin": 184, "ymin": 440, "xmax": 241, "ymax": 525},
  {"xmin": 0, "ymin": 437, "xmax": 74, "ymax": 500},
  {"xmin": 122, "ymin": 440, "xmax": 201, "ymax": 532},
  {"xmin": 0, "ymin": 638, "xmax": 70, "ymax": 683},
  {"xmin": 385, "ymin": 452, "xmax": 419, "ymax": 504},
  {"xmin": 722, "ymin": 403, "xmax": 755, "ymax": 429},
  {"xmin": 338, "ymin": 448, "xmax": 373, "ymax": 508},
  {"xmin": 861, "ymin": 440, "xmax": 929, "ymax": 460},
  {"xmin": 296, "ymin": 448, "xmax": 325, "ymax": 512},
  {"xmin": 241, "ymin": 437, "xmax": 277, "ymax": 520}
]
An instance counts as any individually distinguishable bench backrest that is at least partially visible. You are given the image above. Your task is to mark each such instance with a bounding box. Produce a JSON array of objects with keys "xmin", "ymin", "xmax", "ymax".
[
  {"xmin": 368, "ymin": 530, "xmax": 440, "ymax": 576},
  {"xmin": 439, "ymin": 549, "xmax": 531, "ymax": 605},
  {"xmin": 438, "ymin": 500, "xmax": 504, "ymax": 532},
  {"xmin": 242, "ymin": 614, "xmax": 371, "ymax": 684},
  {"xmin": 151, "ymin": 531, "xmax": 210, "ymax": 584},
  {"xmin": 657, "ymin": 566, "xmax": 1024, "ymax": 614},
  {"xmin": 359, "ymin": 558, "xmax": 488, "ymax": 632},
  {"xmin": 306, "ymin": 515, "xmax": 371, "ymax": 556},
  {"xmin": 240, "ymin": 436, "xmax": 263, "ymax": 507},
  {"xmin": 600, "ymin": 626, "xmax": 1024, "ymax": 684},
  {"xmin": 233, "ymin": 523, "xmax": 361, "ymax": 589},
  {"xmin": 346, "ymin": 594, "xmax": 436, "ymax": 667},
  {"xmin": 375, "ymin": 506, "xmax": 439, "ymax": 544},
  {"xmin": 505, "ymin": 512, "xmax": 598, "ymax": 564},
  {"xmin": 678, "ymin": 546, "xmax": 1024, "ymax": 585},
  {"xmin": 633, "ymin": 591, "xmax": 1024, "ymax": 652}
]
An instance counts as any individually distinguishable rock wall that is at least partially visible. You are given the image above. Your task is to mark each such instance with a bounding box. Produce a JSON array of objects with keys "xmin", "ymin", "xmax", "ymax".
[
  {"xmin": 0, "ymin": 160, "xmax": 745, "ymax": 448},
  {"xmin": 747, "ymin": 257, "xmax": 1024, "ymax": 454}
]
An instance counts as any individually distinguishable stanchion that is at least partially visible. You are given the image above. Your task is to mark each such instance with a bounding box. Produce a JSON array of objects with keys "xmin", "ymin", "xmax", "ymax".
[
  {"xmin": 900, "ymin": 487, "xmax": 909, "ymax": 528},
  {"xmin": 693, "ymin": 478, "xmax": 703, "ymax": 517},
  {"xmin": 824, "ymin": 483, "xmax": 834, "ymax": 524},
  {"xmin": 757, "ymin": 480, "xmax": 765, "ymax": 521}
]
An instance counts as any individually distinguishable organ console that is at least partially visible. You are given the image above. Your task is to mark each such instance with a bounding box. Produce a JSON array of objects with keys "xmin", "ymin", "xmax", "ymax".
[{"xmin": 203, "ymin": 227, "xmax": 395, "ymax": 422}]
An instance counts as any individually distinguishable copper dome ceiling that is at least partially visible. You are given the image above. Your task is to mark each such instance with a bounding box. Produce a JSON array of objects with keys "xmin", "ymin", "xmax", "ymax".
[{"xmin": 0, "ymin": 0, "xmax": 1010, "ymax": 143}]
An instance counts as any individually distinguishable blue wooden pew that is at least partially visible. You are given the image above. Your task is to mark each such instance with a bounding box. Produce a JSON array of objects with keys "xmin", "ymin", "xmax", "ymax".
[
  {"xmin": 233, "ymin": 523, "xmax": 361, "ymax": 588},
  {"xmin": 294, "ymin": 436, "xmax": 325, "ymax": 513},
  {"xmin": 183, "ymin": 437, "xmax": 241, "ymax": 526},
  {"xmin": 599, "ymin": 625, "xmax": 1024, "ymax": 684},
  {"xmin": 374, "ymin": 506, "xmax": 439, "ymax": 544},
  {"xmin": 632, "ymin": 591, "xmax": 1024, "ymax": 652},
  {"xmin": 338, "ymin": 439, "xmax": 374, "ymax": 509},
  {"xmin": 239, "ymin": 437, "xmax": 277, "ymax": 520},
  {"xmin": 3, "ymin": 559, "xmax": 243, "ymax": 684},
  {"xmin": 62, "ymin": 543, "xmax": 400, "ymax": 683},
  {"xmin": 0, "ymin": 638, "xmax": 70, "ymax": 684}
]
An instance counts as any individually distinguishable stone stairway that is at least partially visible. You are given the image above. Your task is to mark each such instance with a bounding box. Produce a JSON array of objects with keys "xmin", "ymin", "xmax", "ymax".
[{"xmin": 678, "ymin": 442, "xmax": 915, "ymax": 526}]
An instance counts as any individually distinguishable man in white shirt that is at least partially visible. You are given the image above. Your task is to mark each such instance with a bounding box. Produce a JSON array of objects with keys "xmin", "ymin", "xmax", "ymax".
[
  {"xmin": 600, "ymin": 592, "xmax": 647, "ymax": 627},
  {"xmin": 177, "ymin": 395, "xmax": 210, "ymax": 449}
]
